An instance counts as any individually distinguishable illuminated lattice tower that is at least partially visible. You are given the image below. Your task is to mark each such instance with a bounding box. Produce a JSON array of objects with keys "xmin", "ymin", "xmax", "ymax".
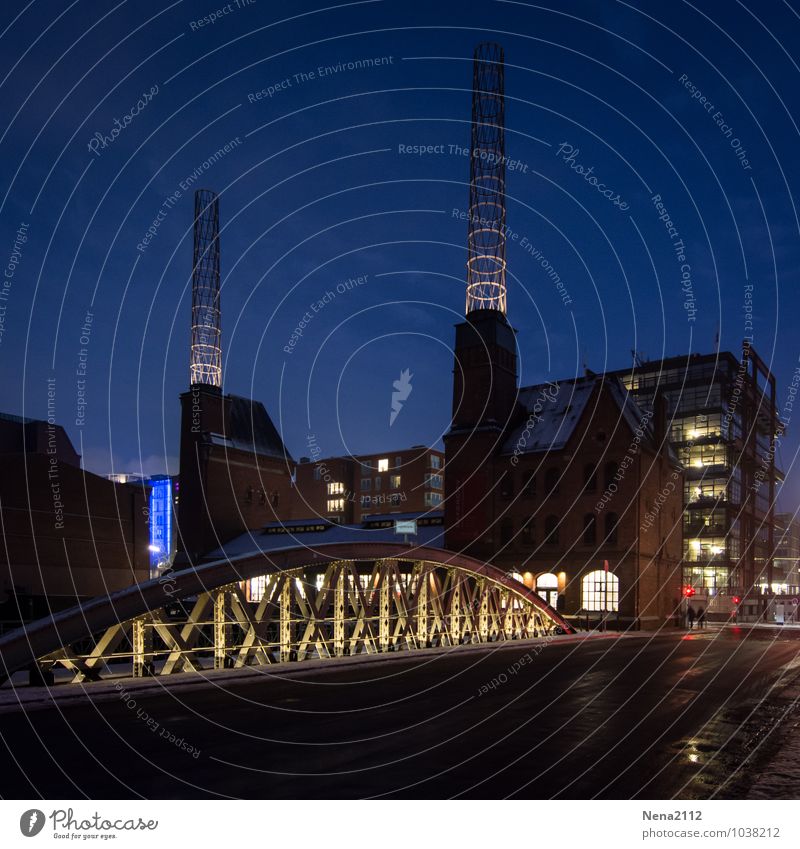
[
  {"xmin": 465, "ymin": 42, "xmax": 507, "ymax": 315},
  {"xmin": 190, "ymin": 189, "xmax": 222, "ymax": 387}
]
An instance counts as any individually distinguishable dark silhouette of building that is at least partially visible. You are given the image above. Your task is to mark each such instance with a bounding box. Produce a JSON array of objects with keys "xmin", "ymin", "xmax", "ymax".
[
  {"xmin": 0, "ymin": 413, "xmax": 149, "ymax": 624},
  {"xmin": 442, "ymin": 314, "xmax": 684, "ymax": 628},
  {"xmin": 176, "ymin": 386, "xmax": 293, "ymax": 563}
]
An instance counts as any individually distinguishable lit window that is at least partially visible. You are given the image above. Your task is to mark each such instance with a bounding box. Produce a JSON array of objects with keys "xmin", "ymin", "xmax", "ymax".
[
  {"xmin": 327, "ymin": 481, "xmax": 344, "ymax": 495},
  {"xmin": 536, "ymin": 572, "xmax": 559, "ymax": 609},
  {"xmin": 327, "ymin": 498, "xmax": 344, "ymax": 513},
  {"xmin": 581, "ymin": 570, "xmax": 619, "ymax": 612},
  {"xmin": 377, "ymin": 458, "xmax": 389, "ymax": 472},
  {"xmin": 390, "ymin": 475, "xmax": 401, "ymax": 489},
  {"xmin": 248, "ymin": 575, "xmax": 267, "ymax": 602}
]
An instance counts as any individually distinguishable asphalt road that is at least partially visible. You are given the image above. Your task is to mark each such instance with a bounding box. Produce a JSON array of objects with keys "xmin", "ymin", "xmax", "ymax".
[{"xmin": 1, "ymin": 626, "xmax": 799, "ymax": 799}]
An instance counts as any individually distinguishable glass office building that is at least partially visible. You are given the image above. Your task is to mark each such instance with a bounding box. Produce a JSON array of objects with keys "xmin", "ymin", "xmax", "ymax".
[{"xmin": 610, "ymin": 345, "xmax": 780, "ymax": 618}]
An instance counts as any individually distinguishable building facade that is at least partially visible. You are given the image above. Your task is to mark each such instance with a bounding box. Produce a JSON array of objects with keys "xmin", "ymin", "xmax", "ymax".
[
  {"xmin": 609, "ymin": 346, "xmax": 780, "ymax": 619},
  {"xmin": 443, "ymin": 310, "xmax": 684, "ymax": 628},
  {"xmin": 772, "ymin": 512, "xmax": 800, "ymax": 595},
  {"xmin": 175, "ymin": 385, "xmax": 295, "ymax": 564},
  {"xmin": 0, "ymin": 413, "xmax": 150, "ymax": 624},
  {"xmin": 292, "ymin": 447, "xmax": 445, "ymax": 523}
]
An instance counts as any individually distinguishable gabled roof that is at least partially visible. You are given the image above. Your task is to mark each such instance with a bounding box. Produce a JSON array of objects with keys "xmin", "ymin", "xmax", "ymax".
[
  {"xmin": 501, "ymin": 374, "xmax": 656, "ymax": 456},
  {"xmin": 208, "ymin": 395, "xmax": 293, "ymax": 461}
]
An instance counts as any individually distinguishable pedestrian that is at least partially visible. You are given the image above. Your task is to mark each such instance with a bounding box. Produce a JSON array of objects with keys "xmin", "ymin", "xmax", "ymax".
[
  {"xmin": 687, "ymin": 606, "xmax": 695, "ymax": 629},
  {"xmin": 697, "ymin": 606, "xmax": 706, "ymax": 629}
]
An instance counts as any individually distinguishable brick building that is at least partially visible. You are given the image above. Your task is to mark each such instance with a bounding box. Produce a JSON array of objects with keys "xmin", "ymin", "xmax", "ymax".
[
  {"xmin": 175, "ymin": 385, "xmax": 294, "ymax": 564},
  {"xmin": 443, "ymin": 310, "xmax": 684, "ymax": 628},
  {"xmin": 292, "ymin": 446, "xmax": 444, "ymax": 523},
  {"xmin": 0, "ymin": 413, "xmax": 149, "ymax": 623}
]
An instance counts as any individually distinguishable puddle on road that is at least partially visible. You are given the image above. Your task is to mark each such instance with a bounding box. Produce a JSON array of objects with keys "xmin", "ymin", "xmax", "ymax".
[{"xmin": 673, "ymin": 680, "xmax": 800, "ymax": 799}]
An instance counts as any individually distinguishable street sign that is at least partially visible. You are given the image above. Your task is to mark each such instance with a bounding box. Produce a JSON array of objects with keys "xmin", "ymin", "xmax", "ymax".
[{"xmin": 395, "ymin": 519, "xmax": 417, "ymax": 535}]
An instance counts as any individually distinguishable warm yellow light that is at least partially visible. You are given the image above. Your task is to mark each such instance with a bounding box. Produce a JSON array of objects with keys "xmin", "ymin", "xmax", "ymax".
[
  {"xmin": 711, "ymin": 546, "xmax": 723, "ymax": 555},
  {"xmin": 688, "ymin": 429, "xmax": 699, "ymax": 440},
  {"xmin": 693, "ymin": 459, "xmax": 703, "ymax": 467},
  {"xmin": 690, "ymin": 539, "xmax": 701, "ymax": 550}
]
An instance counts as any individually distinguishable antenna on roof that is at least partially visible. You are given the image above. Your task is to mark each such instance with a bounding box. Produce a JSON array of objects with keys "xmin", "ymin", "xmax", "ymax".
[{"xmin": 631, "ymin": 349, "xmax": 648, "ymax": 367}]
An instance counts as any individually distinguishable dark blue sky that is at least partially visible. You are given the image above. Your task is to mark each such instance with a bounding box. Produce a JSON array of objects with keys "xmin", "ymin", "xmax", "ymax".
[{"xmin": 1, "ymin": 0, "xmax": 799, "ymax": 507}]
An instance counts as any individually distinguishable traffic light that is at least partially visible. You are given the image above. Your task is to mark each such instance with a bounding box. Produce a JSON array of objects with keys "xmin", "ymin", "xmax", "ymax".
[
  {"xmin": 732, "ymin": 595, "xmax": 740, "ymax": 605},
  {"xmin": 683, "ymin": 586, "xmax": 696, "ymax": 598}
]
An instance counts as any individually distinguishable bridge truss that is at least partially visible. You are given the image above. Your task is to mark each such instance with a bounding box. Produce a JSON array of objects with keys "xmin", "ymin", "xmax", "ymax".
[{"xmin": 0, "ymin": 545, "xmax": 571, "ymax": 686}]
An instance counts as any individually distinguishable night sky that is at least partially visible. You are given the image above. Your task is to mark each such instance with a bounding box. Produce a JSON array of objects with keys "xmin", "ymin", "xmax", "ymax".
[{"xmin": 1, "ymin": 0, "xmax": 799, "ymax": 508}]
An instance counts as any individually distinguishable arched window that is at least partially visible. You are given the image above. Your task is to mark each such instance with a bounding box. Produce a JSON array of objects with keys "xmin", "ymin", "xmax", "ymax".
[
  {"xmin": 522, "ymin": 517, "xmax": 534, "ymax": 544},
  {"xmin": 583, "ymin": 513, "xmax": 596, "ymax": 545},
  {"xmin": 545, "ymin": 514, "xmax": 559, "ymax": 545},
  {"xmin": 584, "ymin": 463, "xmax": 597, "ymax": 492},
  {"xmin": 545, "ymin": 467, "xmax": 560, "ymax": 495},
  {"xmin": 536, "ymin": 572, "xmax": 559, "ymax": 608},
  {"xmin": 581, "ymin": 570, "xmax": 619, "ymax": 612},
  {"xmin": 606, "ymin": 512, "xmax": 619, "ymax": 545},
  {"xmin": 604, "ymin": 461, "xmax": 619, "ymax": 489},
  {"xmin": 523, "ymin": 471, "xmax": 536, "ymax": 497}
]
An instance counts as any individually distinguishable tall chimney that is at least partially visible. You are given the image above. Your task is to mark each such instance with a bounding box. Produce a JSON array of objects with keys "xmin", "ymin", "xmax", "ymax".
[
  {"xmin": 465, "ymin": 42, "xmax": 507, "ymax": 315},
  {"xmin": 190, "ymin": 189, "xmax": 222, "ymax": 387}
]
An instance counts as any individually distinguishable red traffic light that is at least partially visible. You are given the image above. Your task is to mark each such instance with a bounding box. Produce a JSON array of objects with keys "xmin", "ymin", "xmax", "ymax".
[
  {"xmin": 732, "ymin": 595, "xmax": 741, "ymax": 605},
  {"xmin": 683, "ymin": 586, "xmax": 696, "ymax": 597}
]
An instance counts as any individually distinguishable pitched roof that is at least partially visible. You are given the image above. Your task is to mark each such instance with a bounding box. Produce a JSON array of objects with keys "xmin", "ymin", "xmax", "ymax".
[
  {"xmin": 501, "ymin": 374, "xmax": 655, "ymax": 456},
  {"xmin": 208, "ymin": 395, "xmax": 293, "ymax": 461}
]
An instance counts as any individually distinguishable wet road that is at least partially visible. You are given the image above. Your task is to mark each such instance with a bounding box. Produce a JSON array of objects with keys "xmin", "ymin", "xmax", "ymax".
[{"xmin": 1, "ymin": 626, "xmax": 798, "ymax": 799}]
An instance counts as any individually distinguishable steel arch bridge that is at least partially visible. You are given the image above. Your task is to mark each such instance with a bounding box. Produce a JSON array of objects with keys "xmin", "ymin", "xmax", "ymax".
[{"xmin": 0, "ymin": 542, "xmax": 572, "ymax": 686}]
